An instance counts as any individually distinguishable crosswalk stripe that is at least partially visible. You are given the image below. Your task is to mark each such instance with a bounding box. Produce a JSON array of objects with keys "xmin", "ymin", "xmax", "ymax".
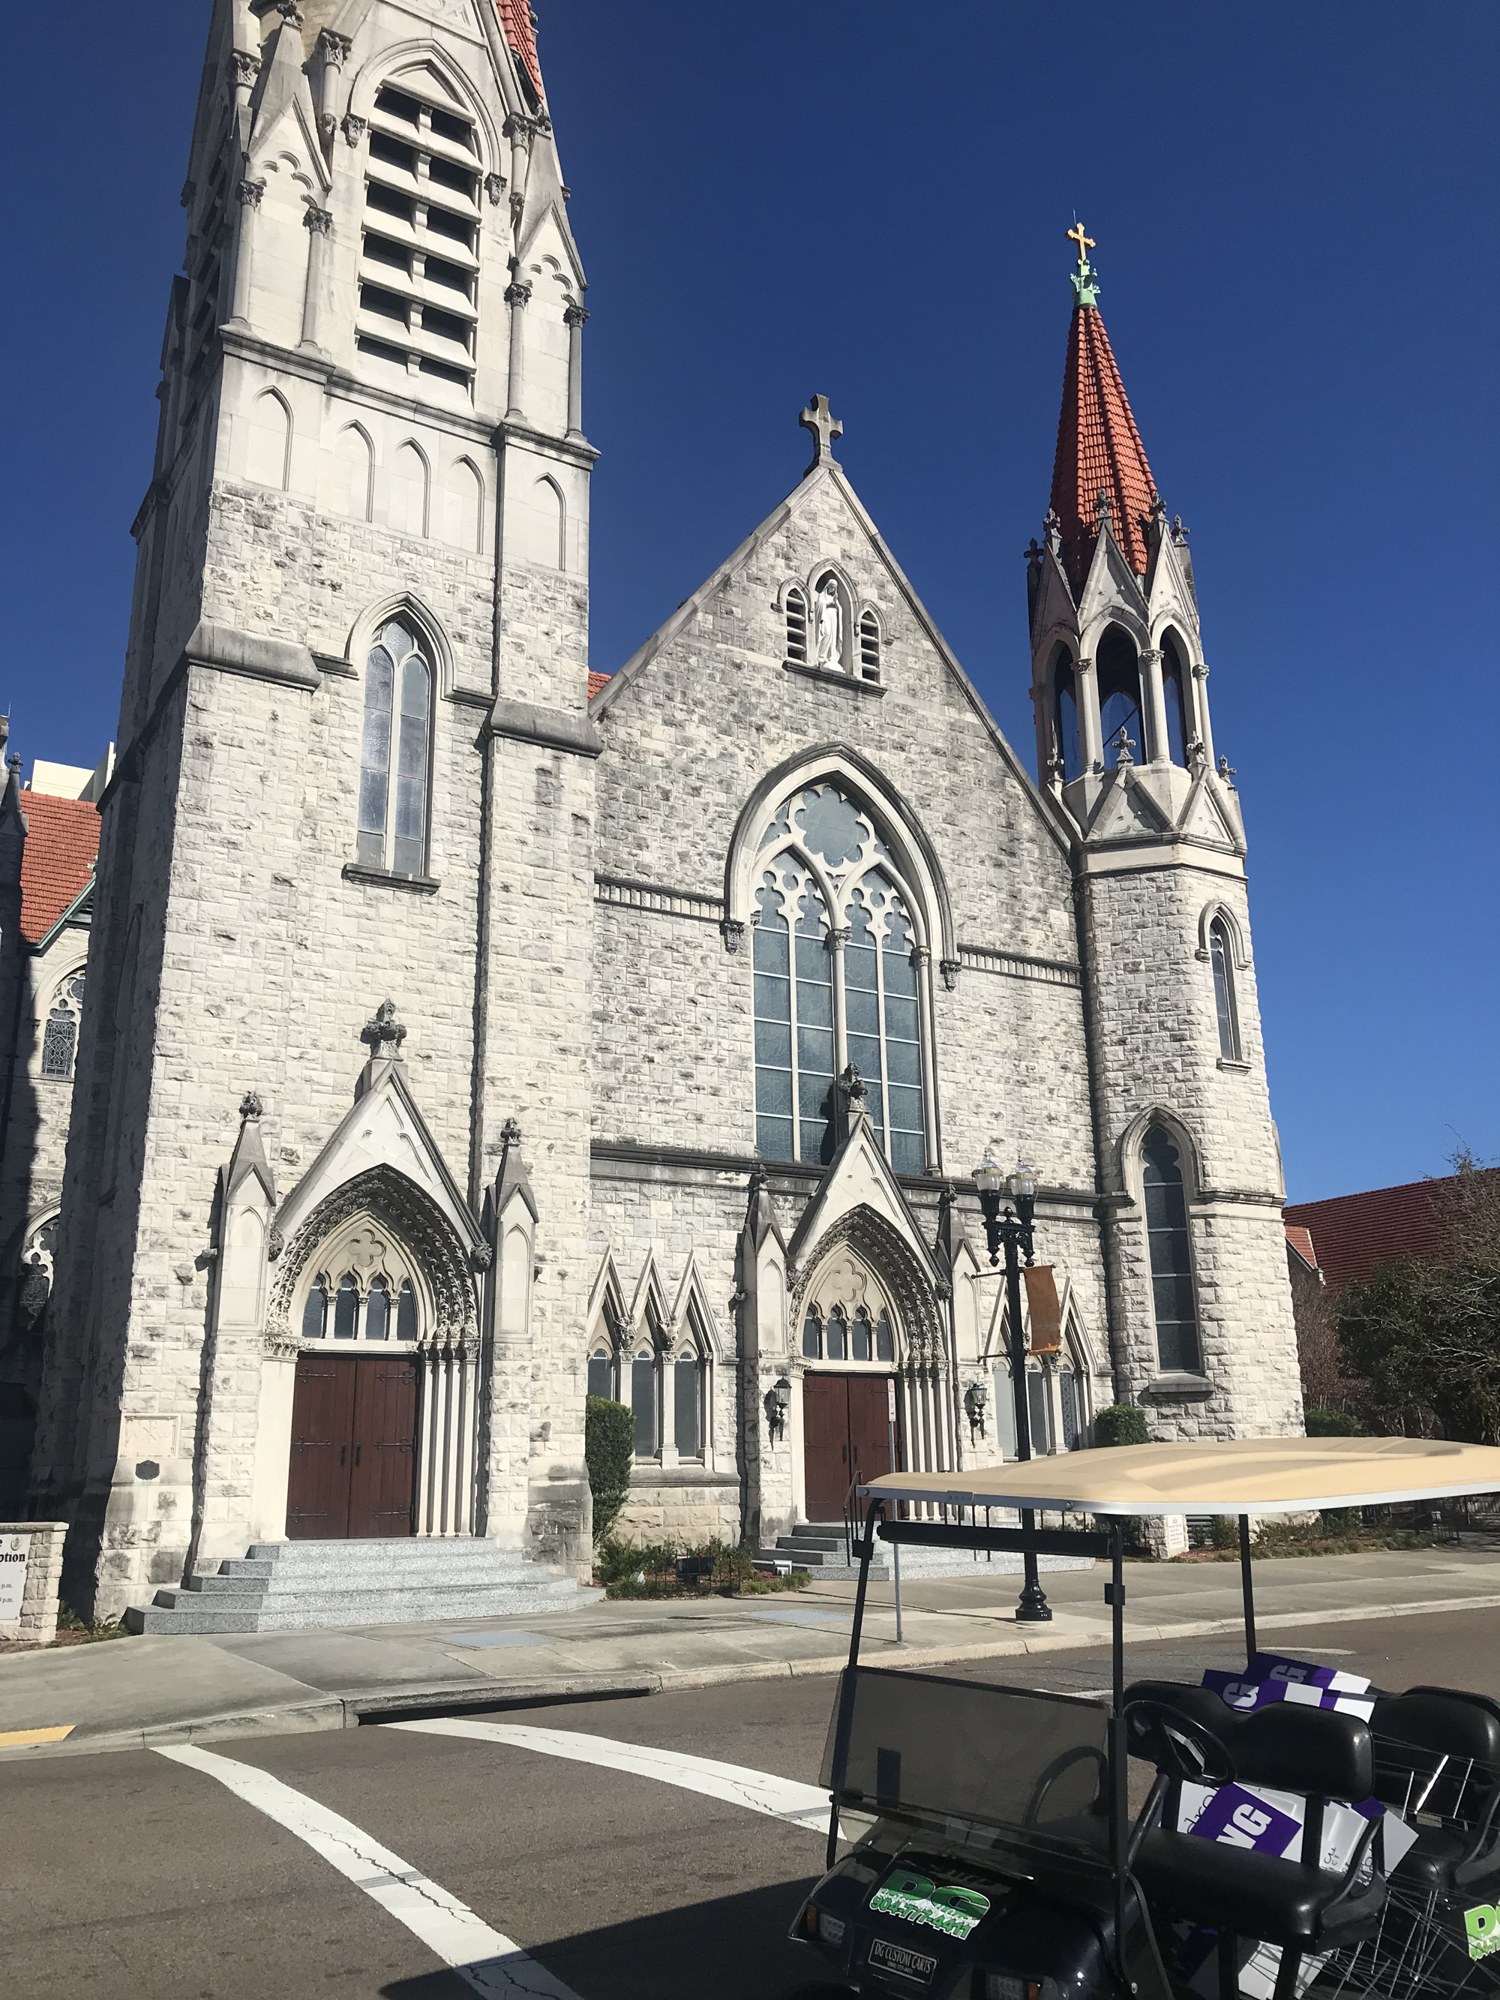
[
  {"xmin": 155, "ymin": 1742, "xmax": 581, "ymax": 1999},
  {"xmin": 389, "ymin": 1717, "xmax": 832, "ymax": 1829}
]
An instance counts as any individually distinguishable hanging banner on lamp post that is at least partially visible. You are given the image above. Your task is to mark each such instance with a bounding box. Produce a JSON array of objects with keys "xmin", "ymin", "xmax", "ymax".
[{"xmin": 1022, "ymin": 1266, "xmax": 1062, "ymax": 1354}]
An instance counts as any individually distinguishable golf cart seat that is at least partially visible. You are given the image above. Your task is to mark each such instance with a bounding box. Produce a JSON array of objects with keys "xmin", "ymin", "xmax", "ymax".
[
  {"xmin": 1371, "ymin": 1685, "xmax": 1500, "ymax": 1894},
  {"xmin": 1122, "ymin": 1683, "xmax": 1387, "ymax": 1989}
]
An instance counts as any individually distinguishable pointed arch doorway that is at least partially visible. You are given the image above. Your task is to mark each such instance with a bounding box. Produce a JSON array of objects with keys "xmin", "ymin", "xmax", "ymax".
[
  {"xmin": 287, "ymin": 1352, "xmax": 419, "ymax": 1539},
  {"xmin": 795, "ymin": 1242, "xmax": 909, "ymax": 1523}
]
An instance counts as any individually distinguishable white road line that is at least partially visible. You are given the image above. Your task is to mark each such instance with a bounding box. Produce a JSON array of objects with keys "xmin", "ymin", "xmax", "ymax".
[
  {"xmin": 155, "ymin": 1743, "xmax": 581, "ymax": 2000},
  {"xmin": 390, "ymin": 1718, "xmax": 833, "ymax": 1830}
]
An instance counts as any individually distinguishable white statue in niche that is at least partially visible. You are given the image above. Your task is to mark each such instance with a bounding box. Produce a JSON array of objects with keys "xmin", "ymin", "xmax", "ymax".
[{"xmin": 814, "ymin": 577, "xmax": 844, "ymax": 670}]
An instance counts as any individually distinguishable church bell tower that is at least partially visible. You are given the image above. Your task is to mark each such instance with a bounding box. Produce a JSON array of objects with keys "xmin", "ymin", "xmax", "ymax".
[{"xmin": 1027, "ymin": 227, "xmax": 1303, "ymax": 1447}]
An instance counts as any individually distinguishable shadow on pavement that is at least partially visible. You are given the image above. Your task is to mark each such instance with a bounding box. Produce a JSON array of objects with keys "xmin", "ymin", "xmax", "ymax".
[{"xmin": 379, "ymin": 1875, "xmax": 822, "ymax": 2000}]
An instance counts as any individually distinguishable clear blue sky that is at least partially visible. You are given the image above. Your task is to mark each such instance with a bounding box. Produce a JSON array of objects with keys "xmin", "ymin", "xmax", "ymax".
[{"xmin": 3, "ymin": 3, "xmax": 1496, "ymax": 1202}]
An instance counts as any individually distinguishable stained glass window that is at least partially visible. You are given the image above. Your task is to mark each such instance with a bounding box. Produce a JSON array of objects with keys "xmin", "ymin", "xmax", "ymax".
[
  {"xmin": 1210, "ymin": 917, "xmax": 1241, "ymax": 1062},
  {"xmin": 365, "ymin": 1276, "xmax": 390, "ymax": 1341},
  {"xmin": 674, "ymin": 1353, "xmax": 703, "ymax": 1459},
  {"xmin": 358, "ymin": 620, "xmax": 432, "ymax": 875},
  {"xmin": 750, "ymin": 782, "xmax": 928, "ymax": 1176},
  {"xmin": 396, "ymin": 1279, "xmax": 418, "ymax": 1341},
  {"xmin": 41, "ymin": 973, "xmax": 85, "ymax": 1082},
  {"xmin": 334, "ymin": 1275, "xmax": 359, "ymax": 1340},
  {"xmin": 631, "ymin": 1353, "xmax": 658, "ymax": 1456},
  {"xmin": 1143, "ymin": 1126, "xmax": 1201, "ymax": 1372},
  {"xmin": 302, "ymin": 1279, "xmax": 328, "ymax": 1341}
]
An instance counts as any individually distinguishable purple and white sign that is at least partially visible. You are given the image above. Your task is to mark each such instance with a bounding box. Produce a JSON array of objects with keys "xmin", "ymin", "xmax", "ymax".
[{"xmin": 1200, "ymin": 1668, "xmax": 1374, "ymax": 1721}]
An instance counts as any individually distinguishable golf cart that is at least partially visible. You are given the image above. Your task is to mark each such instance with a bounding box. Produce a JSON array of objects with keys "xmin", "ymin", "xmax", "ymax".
[{"xmin": 790, "ymin": 1436, "xmax": 1500, "ymax": 2000}]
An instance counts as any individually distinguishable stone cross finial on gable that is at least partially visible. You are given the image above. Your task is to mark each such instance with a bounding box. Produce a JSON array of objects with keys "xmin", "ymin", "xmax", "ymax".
[
  {"xmin": 362, "ymin": 999, "xmax": 407, "ymax": 1058},
  {"xmin": 799, "ymin": 394, "xmax": 843, "ymax": 470},
  {"xmin": 1112, "ymin": 725, "xmax": 1136, "ymax": 767}
]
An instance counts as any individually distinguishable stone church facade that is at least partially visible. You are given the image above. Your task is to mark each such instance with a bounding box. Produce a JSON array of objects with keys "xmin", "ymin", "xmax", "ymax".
[{"xmin": 29, "ymin": 0, "xmax": 1302, "ymax": 1623}]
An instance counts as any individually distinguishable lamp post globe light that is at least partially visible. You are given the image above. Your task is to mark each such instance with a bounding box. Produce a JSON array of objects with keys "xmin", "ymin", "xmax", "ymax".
[{"xmin": 974, "ymin": 1151, "xmax": 1052, "ymax": 1624}]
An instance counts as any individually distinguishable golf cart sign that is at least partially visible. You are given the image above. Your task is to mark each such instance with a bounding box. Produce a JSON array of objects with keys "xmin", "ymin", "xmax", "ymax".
[
  {"xmin": 869, "ymin": 1866, "xmax": 991, "ymax": 1941},
  {"xmin": 1468, "ymin": 1902, "xmax": 1500, "ymax": 1963}
]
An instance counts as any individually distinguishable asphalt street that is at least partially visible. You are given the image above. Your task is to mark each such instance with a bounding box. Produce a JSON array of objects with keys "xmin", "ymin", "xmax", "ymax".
[{"xmin": 6, "ymin": 1607, "xmax": 1500, "ymax": 2000}]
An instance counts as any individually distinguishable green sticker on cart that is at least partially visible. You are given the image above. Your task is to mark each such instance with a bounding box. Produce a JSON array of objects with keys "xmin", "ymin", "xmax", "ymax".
[
  {"xmin": 869, "ymin": 1866, "xmax": 991, "ymax": 1941},
  {"xmin": 1466, "ymin": 1903, "xmax": 1500, "ymax": 1962}
]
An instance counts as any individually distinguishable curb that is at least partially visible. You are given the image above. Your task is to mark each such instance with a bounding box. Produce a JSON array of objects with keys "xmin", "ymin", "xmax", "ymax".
[{"xmin": 6, "ymin": 1589, "xmax": 1500, "ymax": 1760}]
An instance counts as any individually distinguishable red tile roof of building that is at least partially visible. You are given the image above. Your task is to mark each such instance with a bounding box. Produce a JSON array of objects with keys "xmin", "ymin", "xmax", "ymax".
[
  {"xmin": 18, "ymin": 791, "xmax": 99, "ymax": 946},
  {"xmin": 587, "ymin": 670, "xmax": 611, "ymax": 701},
  {"xmin": 1050, "ymin": 302, "xmax": 1157, "ymax": 593},
  {"xmin": 495, "ymin": 0, "xmax": 542, "ymax": 96},
  {"xmin": 1284, "ymin": 1168, "xmax": 1500, "ymax": 1293},
  {"xmin": 1284, "ymin": 1224, "xmax": 1318, "ymax": 1272}
]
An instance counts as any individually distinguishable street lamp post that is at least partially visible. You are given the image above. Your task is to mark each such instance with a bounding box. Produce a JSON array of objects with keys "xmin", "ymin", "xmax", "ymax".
[{"xmin": 974, "ymin": 1152, "xmax": 1053, "ymax": 1624}]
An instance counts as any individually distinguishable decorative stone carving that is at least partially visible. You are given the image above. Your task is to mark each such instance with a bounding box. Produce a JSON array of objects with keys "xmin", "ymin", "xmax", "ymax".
[
  {"xmin": 563, "ymin": 304, "xmax": 589, "ymax": 329},
  {"xmin": 265, "ymin": 1165, "xmax": 479, "ymax": 1348},
  {"xmin": 303, "ymin": 204, "xmax": 334, "ymax": 235},
  {"xmin": 837, "ymin": 1062, "xmax": 868, "ymax": 1107},
  {"xmin": 939, "ymin": 957, "xmax": 960, "ymax": 991},
  {"xmin": 237, "ymin": 179, "xmax": 267, "ymax": 209},
  {"xmin": 791, "ymin": 1207, "xmax": 946, "ymax": 1365},
  {"xmin": 469, "ymin": 1244, "xmax": 493, "ymax": 1272},
  {"xmin": 267, "ymin": 1227, "xmax": 285, "ymax": 1262},
  {"xmin": 719, "ymin": 918, "xmax": 746, "ymax": 955},
  {"xmin": 484, "ymin": 172, "xmax": 507, "ymax": 205},
  {"xmin": 230, "ymin": 51, "xmax": 260, "ymax": 90},
  {"xmin": 505, "ymin": 278, "xmax": 533, "ymax": 307},
  {"xmin": 275, "ymin": 1, "xmax": 304, "ymax": 25},
  {"xmin": 500, "ymin": 1116, "xmax": 522, "ymax": 1145},
  {"xmin": 240, "ymin": 1092, "xmax": 264, "ymax": 1122},
  {"xmin": 317, "ymin": 29, "xmax": 352, "ymax": 65},
  {"xmin": 503, "ymin": 113, "xmax": 537, "ymax": 143},
  {"xmin": 16, "ymin": 1258, "xmax": 50, "ymax": 1335},
  {"xmin": 799, "ymin": 393, "xmax": 843, "ymax": 466},
  {"xmin": 362, "ymin": 999, "xmax": 407, "ymax": 1058},
  {"xmin": 341, "ymin": 113, "xmax": 367, "ymax": 147},
  {"xmin": 317, "ymin": 112, "xmax": 337, "ymax": 146}
]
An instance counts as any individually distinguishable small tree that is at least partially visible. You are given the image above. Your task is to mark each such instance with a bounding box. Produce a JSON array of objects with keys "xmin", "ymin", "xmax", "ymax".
[
  {"xmin": 1093, "ymin": 1403, "xmax": 1149, "ymax": 1448},
  {"xmin": 585, "ymin": 1396, "xmax": 634, "ymax": 1545},
  {"xmin": 1305, "ymin": 1407, "xmax": 1364, "ymax": 1438}
]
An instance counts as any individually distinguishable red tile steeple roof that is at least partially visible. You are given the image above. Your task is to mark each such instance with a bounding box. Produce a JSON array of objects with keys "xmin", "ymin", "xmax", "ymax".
[
  {"xmin": 496, "ymin": 0, "xmax": 542, "ymax": 97},
  {"xmin": 1049, "ymin": 282, "xmax": 1157, "ymax": 594}
]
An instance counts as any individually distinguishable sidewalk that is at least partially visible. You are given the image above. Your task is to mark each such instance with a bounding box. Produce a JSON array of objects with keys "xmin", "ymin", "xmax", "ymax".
[{"xmin": 4, "ymin": 1547, "xmax": 1499, "ymax": 1759}]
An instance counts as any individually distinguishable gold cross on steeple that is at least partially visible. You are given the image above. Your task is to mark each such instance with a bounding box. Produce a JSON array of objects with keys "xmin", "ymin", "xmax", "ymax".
[{"xmin": 1066, "ymin": 221, "xmax": 1095, "ymax": 266}]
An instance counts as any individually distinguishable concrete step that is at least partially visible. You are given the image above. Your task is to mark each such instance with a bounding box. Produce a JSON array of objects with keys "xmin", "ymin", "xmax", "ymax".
[
  {"xmin": 126, "ymin": 1578, "xmax": 599, "ymax": 1635},
  {"xmin": 775, "ymin": 1534, "xmax": 844, "ymax": 1553}
]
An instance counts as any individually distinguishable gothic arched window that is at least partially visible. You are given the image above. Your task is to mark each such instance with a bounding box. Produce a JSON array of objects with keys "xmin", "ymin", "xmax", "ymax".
[
  {"xmin": 752, "ymin": 782, "xmax": 930, "ymax": 1174},
  {"xmin": 1160, "ymin": 633, "xmax": 1191, "ymax": 765},
  {"xmin": 1053, "ymin": 652, "xmax": 1081, "ymax": 782},
  {"xmin": 1142, "ymin": 1124, "xmax": 1201, "ymax": 1373},
  {"xmin": 358, "ymin": 619, "xmax": 433, "ymax": 877},
  {"xmin": 365, "ymin": 1275, "xmax": 391, "ymax": 1341},
  {"xmin": 858, "ymin": 610, "xmax": 882, "ymax": 683},
  {"xmin": 784, "ymin": 584, "xmax": 808, "ymax": 666},
  {"xmin": 41, "ymin": 972, "xmax": 85, "ymax": 1082},
  {"xmin": 302, "ymin": 1277, "xmax": 329, "ymax": 1341},
  {"xmin": 1097, "ymin": 625, "xmax": 1143, "ymax": 763},
  {"xmin": 1209, "ymin": 916, "xmax": 1242, "ymax": 1063}
]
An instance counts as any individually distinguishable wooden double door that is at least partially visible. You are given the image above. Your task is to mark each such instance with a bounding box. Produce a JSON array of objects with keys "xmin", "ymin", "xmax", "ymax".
[
  {"xmin": 802, "ymin": 1373, "xmax": 898, "ymax": 1524},
  {"xmin": 286, "ymin": 1353, "xmax": 419, "ymax": 1540}
]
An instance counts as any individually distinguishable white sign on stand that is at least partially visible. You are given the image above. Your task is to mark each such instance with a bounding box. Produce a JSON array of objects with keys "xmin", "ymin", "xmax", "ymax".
[
  {"xmin": 887, "ymin": 1379, "xmax": 897, "ymax": 1424},
  {"xmin": 0, "ymin": 1534, "xmax": 28, "ymax": 1622}
]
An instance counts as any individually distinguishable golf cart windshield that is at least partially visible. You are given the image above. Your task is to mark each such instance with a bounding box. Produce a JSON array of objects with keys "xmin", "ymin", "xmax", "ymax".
[{"xmin": 823, "ymin": 1665, "xmax": 1109, "ymax": 1861}]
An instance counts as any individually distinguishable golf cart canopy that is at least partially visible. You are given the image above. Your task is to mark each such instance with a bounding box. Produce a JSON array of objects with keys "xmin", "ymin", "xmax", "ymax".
[{"xmin": 860, "ymin": 1435, "xmax": 1500, "ymax": 1517}]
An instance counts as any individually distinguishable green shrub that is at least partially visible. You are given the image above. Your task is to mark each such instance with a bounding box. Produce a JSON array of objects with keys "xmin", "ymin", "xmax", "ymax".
[
  {"xmin": 585, "ymin": 1396, "xmax": 634, "ymax": 1546},
  {"xmin": 1211, "ymin": 1515, "xmax": 1239, "ymax": 1551},
  {"xmin": 1305, "ymin": 1407, "xmax": 1364, "ymax": 1438},
  {"xmin": 1093, "ymin": 1403, "xmax": 1149, "ymax": 1448}
]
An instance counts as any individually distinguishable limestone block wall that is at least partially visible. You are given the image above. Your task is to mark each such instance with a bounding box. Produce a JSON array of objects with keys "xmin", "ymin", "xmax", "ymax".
[
  {"xmin": 0, "ymin": 1522, "xmax": 66, "ymax": 1646},
  {"xmin": 1079, "ymin": 863, "xmax": 1302, "ymax": 1438}
]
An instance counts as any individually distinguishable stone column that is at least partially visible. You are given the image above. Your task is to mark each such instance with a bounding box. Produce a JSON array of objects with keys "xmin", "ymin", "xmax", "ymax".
[
  {"xmin": 300, "ymin": 204, "xmax": 333, "ymax": 353},
  {"xmin": 564, "ymin": 304, "xmax": 588, "ymax": 441},
  {"xmin": 828, "ymin": 926, "xmax": 850, "ymax": 1085},
  {"xmin": 315, "ymin": 29, "xmax": 351, "ymax": 149},
  {"xmin": 1139, "ymin": 647, "xmax": 1171, "ymax": 764},
  {"xmin": 1192, "ymin": 662, "xmax": 1217, "ymax": 769},
  {"xmin": 504, "ymin": 276, "xmax": 532, "ymax": 422},
  {"xmin": 226, "ymin": 178, "xmax": 266, "ymax": 331},
  {"xmin": 1076, "ymin": 655, "xmax": 1103, "ymax": 771}
]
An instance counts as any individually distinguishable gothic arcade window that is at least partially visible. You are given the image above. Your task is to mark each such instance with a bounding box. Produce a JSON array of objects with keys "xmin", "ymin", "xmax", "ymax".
[
  {"xmin": 1142, "ymin": 1125, "xmax": 1201, "ymax": 1373},
  {"xmin": 1097, "ymin": 625, "xmax": 1142, "ymax": 762},
  {"xmin": 753, "ymin": 782, "xmax": 929, "ymax": 1174},
  {"xmin": 802, "ymin": 1304, "xmax": 895, "ymax": 1363},
  {"xmin": 358, "ymin": 620, "xmax": 433, "ymax": 876},
  {"xmin": 357, "ymin": 77, "xmax": 481, "ymax": 392},
  {"xmin": 589, "ymin": 1314, "xmax": 709, "ymax": 1464},
  {"xmin": 302, "ymin": 1270, "xmax": 419, "ymax": 1343},
  {"xmin": 41, "ymin": 973, "xmax": 85, "ymax": 1082},
  {"xmin": 1209, "ymin": 916, "xmax": 1242, "ymax": 1063}
]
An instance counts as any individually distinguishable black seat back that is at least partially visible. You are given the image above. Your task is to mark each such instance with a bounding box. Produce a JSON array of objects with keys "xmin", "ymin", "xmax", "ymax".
[
  {"xmin": 1233, "ymin": 1703, "xmax": 1375, "ymax": 1805},
  {"xmin": 1371, "ymin": 1688, "xmax": 1500, "ymax": 1823}
]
